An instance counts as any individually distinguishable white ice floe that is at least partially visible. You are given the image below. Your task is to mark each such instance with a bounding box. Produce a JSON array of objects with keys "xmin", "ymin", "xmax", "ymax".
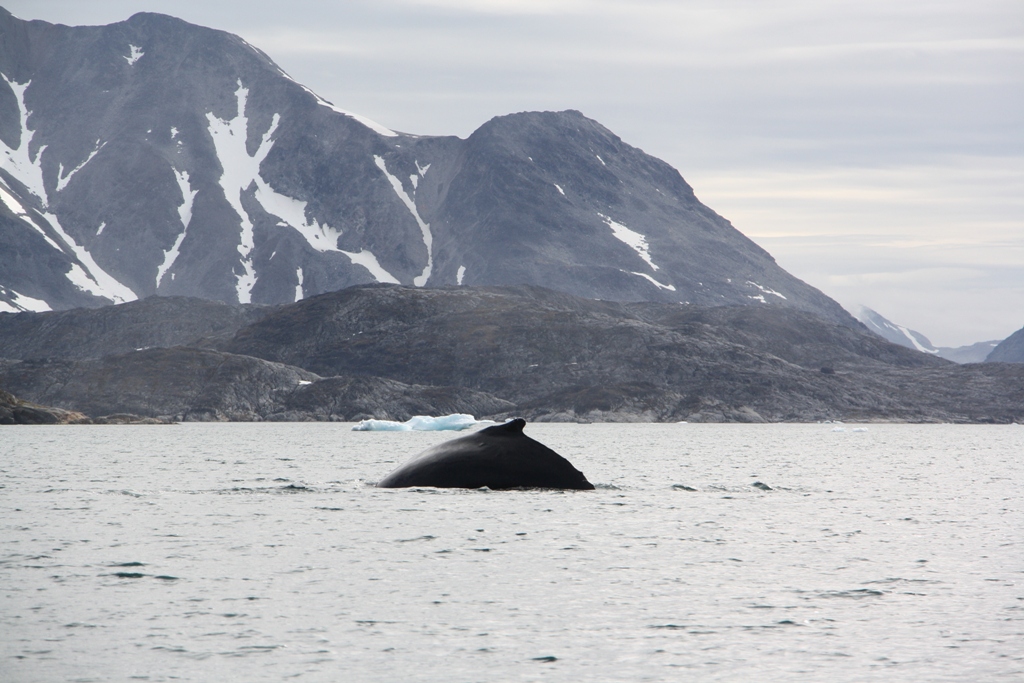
[
  {"xmin": 352, "ymin": 414, "xmax": 486, "ymax": 432},
  {"xmin": 56, "ymin": 140, "xmax": 104, "ymax": 193},
  {"xmin": 124, "ymin": 45, "xmax": 144, "ymax": 66},
  {"xmin": 457, "ymin": 265, "xmax": 466, "ymax": 285},
  {"xmin": 375, "ymin": 155, "xmax": 432, "ymax": 286},
  {"xmin": 340, "ymin": 249, "xmax": 401, "ymax": 284}
]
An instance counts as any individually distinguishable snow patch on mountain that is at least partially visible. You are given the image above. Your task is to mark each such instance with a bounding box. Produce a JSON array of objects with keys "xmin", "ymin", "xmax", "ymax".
[
  {"xmin": 0, "ymin": 86, "xmax": 134, "ymax": 306},
  {"xmin": 205, "ymin": 82, "xmax": 267, "ymax": 302},
  {"xmin": 156, "ymin": 169, "xmax": 197, "ymax": 287},
  {"xmin": 600, "ymin": 213, "xmax": 661, "ymax": 272},
  {"xmin": 124, "ymin": 45, "xmax": 144, "ymax": 66},
  {"xmin": 340, "ymin": 249, "xmax": 400, "ymax": 285},
  {"xmin": 56, "ymin": 140, "xmax": 104, "ymax": 193},
  {"xmin": 0, "ymin": 289, "xmax": 51, "ymax": 312},
  {"xmin": 1, "ymin": 76, "xmax": 47, "ymax": 204},
  {"xmin": 375, "ymin": 155, "xmax": 432, "ymax": 286},
  {"xmin": 747, "ymin": 281, "xmax": 787, "ymax": 300},
  {"xmin": 857, "ymin": 306, "xmax": 940, "ymax": 355},
  {"xmin": 294, "ymin": 267, "xmax": 304, "ymax": 302},
  {"xmin": 457, "ymin": 265, "xmax": 466, "ymax": 285},
  {"xmin": 207, "ymin": 80, "xmax": 349, "ymax": 301},
  {"xmin": 629, "ymin": 271, "xmax": 676, "ymax": 291}
]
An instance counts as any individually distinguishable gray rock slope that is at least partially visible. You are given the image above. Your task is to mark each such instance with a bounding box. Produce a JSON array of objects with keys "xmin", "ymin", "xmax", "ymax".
[
  {"xmin": 987, "ymin": 326, "xmax": 1024, "ymax": 363},
  {"xmin": 0, "ymin": 8, "xmax": 854, "ymax": 326},
  {"xmin": 3, "ymin": 288, "xmax": 1021, "ymax": 423}
]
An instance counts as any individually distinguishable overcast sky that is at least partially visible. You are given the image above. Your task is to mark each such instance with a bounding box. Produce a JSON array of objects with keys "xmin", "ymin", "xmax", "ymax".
[{"xmin": 8, "ymin": 0, "xmax": 1023, "ymax": 346}]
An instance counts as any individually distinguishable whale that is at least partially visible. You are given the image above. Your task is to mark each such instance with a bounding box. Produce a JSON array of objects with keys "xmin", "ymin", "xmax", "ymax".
[{"xmin": 375, "ymin": 418, "xmax": 595, "ymax": 490}]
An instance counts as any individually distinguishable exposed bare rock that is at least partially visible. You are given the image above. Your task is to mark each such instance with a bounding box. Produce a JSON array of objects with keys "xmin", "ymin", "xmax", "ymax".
[{"xmin": 0, "ymin": 387, "xmax": 89, "ymax": 424}]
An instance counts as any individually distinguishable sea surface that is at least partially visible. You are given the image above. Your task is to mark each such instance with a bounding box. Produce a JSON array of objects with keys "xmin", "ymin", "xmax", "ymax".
[{"xmin": 2, "ymin": 422, "xmax": 1022, "ymax": 682}]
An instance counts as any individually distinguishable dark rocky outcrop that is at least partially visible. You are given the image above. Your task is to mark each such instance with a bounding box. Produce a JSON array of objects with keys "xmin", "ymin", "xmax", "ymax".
[{"xmin": 0, "ymin": 387, "xmax": 88, "ymax": 424}]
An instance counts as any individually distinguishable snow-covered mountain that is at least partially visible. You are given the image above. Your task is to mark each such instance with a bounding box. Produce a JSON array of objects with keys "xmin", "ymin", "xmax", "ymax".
[
  {"xmin": 856, "ymin": 306, "xmax": 1000, "ymax": 363},
  {"xmin": 0, "ymin": 8, "xmax": 854, "ymax": 325}
]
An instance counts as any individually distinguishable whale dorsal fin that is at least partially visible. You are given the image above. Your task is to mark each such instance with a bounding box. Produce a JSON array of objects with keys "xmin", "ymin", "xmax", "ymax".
[{"xmin": 480, "ymin": 418, "xmax": 526, "ymax": 437}]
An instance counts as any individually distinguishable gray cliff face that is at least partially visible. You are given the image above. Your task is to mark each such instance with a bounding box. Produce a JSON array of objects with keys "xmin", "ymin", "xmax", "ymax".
[
  {"xmin": 987, "ymin": 326, "xmax": 1024, "ymax": 363},
  {"xmin": 1, "ymin": 287, "xmax": 1022, "ymax": 423},
  {"xmin": 0, "ymin": 9, "xmax": 855, "ymax": 326}
]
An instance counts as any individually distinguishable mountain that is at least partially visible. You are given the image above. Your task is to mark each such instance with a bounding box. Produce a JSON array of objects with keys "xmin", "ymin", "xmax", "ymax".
[
  {"xmin": 0, "ymin": 8, "xmax": 855, "ymax": 325},
  {"xmin": 2, "ymin": 287, "xmax": 1022, "ymax": 423},
  {"xmin": 856, "ymin": 306, "xmax": 1000, "ymax": 364},
  {"xmin": 987, "ymin": 326, "xmax": 1024, "ymax": 363}
]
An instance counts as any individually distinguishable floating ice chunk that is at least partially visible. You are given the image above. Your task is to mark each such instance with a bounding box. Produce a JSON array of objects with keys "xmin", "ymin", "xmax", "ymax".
[
  {"xmin": 852, "ymin": 427, "xmax": 869, "ymax": 432},
  {"xmin": 353, "ymin": 414, "xmax": 485, "ymax": 432},
  {"xmin": 832, "ymin": 426, "xmax": 846, "ymax": 432}
]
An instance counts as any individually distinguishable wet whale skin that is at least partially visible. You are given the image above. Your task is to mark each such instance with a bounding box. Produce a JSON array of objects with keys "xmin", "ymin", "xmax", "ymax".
[{"xmin": 376, "ymin": 419, "xmax": 595, "ymax": 490}]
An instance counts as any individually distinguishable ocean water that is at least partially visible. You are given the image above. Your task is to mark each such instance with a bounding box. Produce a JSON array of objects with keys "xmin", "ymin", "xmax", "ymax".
[{"xmin": 1, "ymin": 422, "xmax": 1021, "ymax": 682}]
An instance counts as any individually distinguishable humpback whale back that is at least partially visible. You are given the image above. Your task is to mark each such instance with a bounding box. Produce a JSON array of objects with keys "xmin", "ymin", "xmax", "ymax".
[{"xmin": 376, "ymin": 418, "xmax": 595, "ymax": 490}]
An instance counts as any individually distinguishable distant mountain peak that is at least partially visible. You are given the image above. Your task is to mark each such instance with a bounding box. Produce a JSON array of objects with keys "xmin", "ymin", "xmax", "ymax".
[{"xmin": 1, "ymin": 10, "xmax": 854, "ymax": 328}]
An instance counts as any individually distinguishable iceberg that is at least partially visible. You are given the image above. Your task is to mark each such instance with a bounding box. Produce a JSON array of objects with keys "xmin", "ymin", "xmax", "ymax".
[{"xmin": 352, "ymin": 414, "xmax": 486, "ymax": 432}]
